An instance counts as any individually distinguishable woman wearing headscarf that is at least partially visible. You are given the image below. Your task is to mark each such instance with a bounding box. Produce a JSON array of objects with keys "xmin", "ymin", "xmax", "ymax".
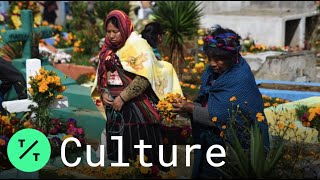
[
  {"xmin": 172, "ymin": 25, "xmax": 270, "ymax": 178},
  {"xmin": 95, "ymin": 10, "xmax": 182, "ymax": 167}
]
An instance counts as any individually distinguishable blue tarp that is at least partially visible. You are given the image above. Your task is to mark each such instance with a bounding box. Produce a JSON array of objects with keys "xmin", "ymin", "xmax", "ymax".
[
  {"xmin": 45, "ymin": 32, "xmax": 68, "ymax": 46},
  {"xmin": 256, "ymin": 79, "xmax": 320, "ymax": 101}
]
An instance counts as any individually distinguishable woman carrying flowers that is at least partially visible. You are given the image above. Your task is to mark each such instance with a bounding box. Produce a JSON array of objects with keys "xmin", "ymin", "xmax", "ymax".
[
  {"xmin": 94, "ymin": 10, "xmax": 182, "ymax": 169},
  {"xmin": 172, "ymin": 25, "xmax": 270, "ymax": 179}
]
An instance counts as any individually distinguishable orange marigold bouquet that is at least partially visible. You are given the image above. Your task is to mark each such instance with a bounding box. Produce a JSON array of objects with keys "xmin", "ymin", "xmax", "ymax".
[
  {"xmin": 28, "ymin": 67, "xmax": 67, "ymax": 134},
  {"xmin": 156, "ymin": 93, "xmax": 186, "ymax": 126}
]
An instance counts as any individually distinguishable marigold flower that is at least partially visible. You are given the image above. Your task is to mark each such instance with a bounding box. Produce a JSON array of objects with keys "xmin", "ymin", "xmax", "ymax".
[
  {"xmin": 264, "ymin": 102, "xmax": 270, "ymax": 107},
  {"xmin": 23, "ymin": 121, "xmax": 32, "ymax": 128},
  {"xmin": 289, "ymin": 123, "xmax": 295, "ymax": 129},
  {"xmin": 59, "ymin": 86, "xmax": 67, "ymax": 92},
  {"xmin": 63, "ymin": 134, "xmax": 73, "ymax": 141},
  {"xmin": 190, "ymin": 84, "xmax": 197, "ymax": 89},
  {"xmin": 56, "ymin": 94, "xmax": 63, "ymax": 99},
  {"xmin": 198, "ymin": 39, "xmax": 204, "ymax": 46},
  {"xmin": 0, "ymin": 139, "xmax": 6, "ymax": 146},
  {"xmin": 29, "ymin": 88, "xmax": 34, "ymax": 95},
  {"xmin": 211, "ymin": 117, "xmax": 217, "ymax": 123},
  {"xmin": 220, "ymin": 131, "xmax": 224, "ymax": 137},
  {"xmin": 39, "ymin": 83, "xmax": 49, "ymax": 93},
  {"xmin": 230, "ymin": 96, "xmax": 237, "ymax": 102},
  {"xmin": 278, "ymin": 121, "xmax": 285, "ymax": 129},
  {"xmin": 256, "ymin": 112, "xmax": 265, "ymax": 122},
  {"xmin": 42, "ymin": 21, "xmax": 49, "ymax": 26}
]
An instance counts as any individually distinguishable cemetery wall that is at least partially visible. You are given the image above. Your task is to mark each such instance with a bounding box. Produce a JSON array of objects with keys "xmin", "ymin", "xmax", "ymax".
[{"xmin": 249, "ymin": 51, "xmax": 319, "ymax": 82}]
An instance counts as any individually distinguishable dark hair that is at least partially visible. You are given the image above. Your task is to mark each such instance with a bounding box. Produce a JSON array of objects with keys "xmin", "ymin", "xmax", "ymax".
[
  {"xmin": 105, "ymin": 16, "xmax": 119, "ymax": 30},
  {"xmin": 141, "ymin": 22, "xmax": 164, "ymax": 48},
  {"xmin": 44, "ymin": 1, "xmax": 57, "ymax": 8},
  {"xmin": 203, "ymin": 25, "xmax": 241, "ymax": 67}
]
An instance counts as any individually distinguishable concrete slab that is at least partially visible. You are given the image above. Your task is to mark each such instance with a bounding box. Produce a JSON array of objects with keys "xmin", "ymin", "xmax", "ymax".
[{"xmin": 244, "ymin": 51, "xmax": 284, "ymax": 71}]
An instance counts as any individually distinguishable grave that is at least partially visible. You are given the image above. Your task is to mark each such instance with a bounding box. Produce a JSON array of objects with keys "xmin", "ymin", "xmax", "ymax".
[
  {"xmin": 2, "ymin": 59, "xmax": 69, "ymax": 113},
  {"xmin": 244, "ymin": 50, "xmax": 320, "ymax": 100},
  {"xmin": 264, "ymin": 96, "xmax": 320, "ymax": 144},
  {"xmin": 257, "ymin": 79, "xmax": 320, "ymax": 101},
  {"xmin": 1, "ymin": 10, "xmax": 105, "ymax": 142},
  {"xmin": 246, "ymin": 51, "xmax": 319, "ymax": 82}
]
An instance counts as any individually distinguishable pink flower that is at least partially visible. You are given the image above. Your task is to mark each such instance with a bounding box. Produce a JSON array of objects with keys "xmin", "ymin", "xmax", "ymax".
[
  {"xmin": 78, "ymin": 137, "xmax": 85, "ymax": 144},
  {"xmin": 55, "ymin": 124, "xmax": 61, "ymax": 130},
  {"xmin": 36, "ymin": 128, "xmax": 46, "ymax": 134},
  {"xmin": 67, "ymin": 122, "xmax": 75, "ymax": 129},
  {"xmin": 49, "ymin": 128, "xmax": 58, "ymax": 135},
  {"xmin": 150, "ymin": 165, "xmax": 160, "ymax": 176},
  {"xmin": 52, "ymin": 118, "xmax": 60, "ymax": 125},
  {"xmin": 301, "ymin": 112, "xmax": 309, "ymax": 122},
  {"xmin": 76, "ymin": 128, "xmax": 84, "ymax": 135},
  {"xmin": 67, "ymin": 127, "xmax": 77, "ymax": 135}
]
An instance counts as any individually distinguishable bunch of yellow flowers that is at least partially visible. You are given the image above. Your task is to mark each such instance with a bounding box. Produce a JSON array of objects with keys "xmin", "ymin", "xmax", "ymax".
[
  {"xmin": 9, "ymin": 1, "xmax": 42, "ymax": 29},
  {"xmin": 156, "ymin": 93, "xmax": 185, "ymax": 126},
  {"xmin": 28, "ymin": 67, "xmax": 66, "ymax": 106}
]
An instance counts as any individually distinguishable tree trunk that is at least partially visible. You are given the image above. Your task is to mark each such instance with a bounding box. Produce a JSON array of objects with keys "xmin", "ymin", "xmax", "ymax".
[
  {"xmin": 194, "ymin": 35, "xmax": 199, "ymax": 64},
  {"xmin": 178, "ymin": 44, "xmax": 185, "ymax": 80}
]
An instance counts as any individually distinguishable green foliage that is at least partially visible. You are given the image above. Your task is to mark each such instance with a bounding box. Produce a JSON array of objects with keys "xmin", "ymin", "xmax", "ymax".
[
  {"xmin": 28, "ymin": 68, "xmax": 66, "ymax": 134},
  {"xmin": 153, "ymin": 1, "xmax": 203, "ymax": 77},
  {"xmin": 68, "ymin": 1, "xmax": 105, "ymax": 59},
  {"xmin": 295, "ymin": 104, "xmax": 310, "ymax": 121},
  {"xmin": 73, "ymin": 26, "xmax": 101, "ymax": 56},
  {"xmin": 218, "ymin": 105, "xmax": 284, "ymax": 178},
  {"xmin": 218, "ymin": 101, "xmax": 320, "ymax": 179},
  {"xmin": 94, "ymin": 1, "xmax": 131, "ymax": 21},
  {"xmin": 221, "ymin": 123, "xmax": 284, "ymax": 178},
  {"xmin": 76, "ymin": 73, "xmax": 93, "ymax": 85},
  {"xmin": 68, "ymin": 1, "xmax": 91, "ymax": 31}
]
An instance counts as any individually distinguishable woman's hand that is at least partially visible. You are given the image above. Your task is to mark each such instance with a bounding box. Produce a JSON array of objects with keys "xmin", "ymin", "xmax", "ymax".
[
  {"xmin": 172, "ymin": 98, "xmax": 195, "ymax": 114},
  {"xmin": 112, "ymin": 96, "xmax": 125, "ymax": 111},
  {"xmin": 101, "ymin": 92, "xmax": 113, "ymax": 106}
]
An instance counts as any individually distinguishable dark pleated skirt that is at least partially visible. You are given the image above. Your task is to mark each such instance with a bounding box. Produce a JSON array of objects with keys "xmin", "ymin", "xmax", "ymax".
[{"xmin": 105, "ymin": 101, "xmax": 163, "ymax": 166}]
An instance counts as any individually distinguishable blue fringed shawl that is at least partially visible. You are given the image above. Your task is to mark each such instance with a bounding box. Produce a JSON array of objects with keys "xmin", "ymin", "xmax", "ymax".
[{"xmin": 199, "ymin": 56, "xmax": 270, "ymax": 148}]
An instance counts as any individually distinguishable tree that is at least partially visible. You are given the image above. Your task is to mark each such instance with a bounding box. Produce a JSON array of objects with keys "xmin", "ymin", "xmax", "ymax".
[
  {"xmin": 94, "ymin": 1, "xmax": 131, "ymax": 21},
  {"xmin": 152, "ymin": 1, "xmax": 203, "ymax": 79}
]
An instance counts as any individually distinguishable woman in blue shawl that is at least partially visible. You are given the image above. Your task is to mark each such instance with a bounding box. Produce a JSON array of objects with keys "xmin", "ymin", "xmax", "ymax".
[{"xmin": 172, "ymin": 25, "xmax": 270, "ymax": 179}]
